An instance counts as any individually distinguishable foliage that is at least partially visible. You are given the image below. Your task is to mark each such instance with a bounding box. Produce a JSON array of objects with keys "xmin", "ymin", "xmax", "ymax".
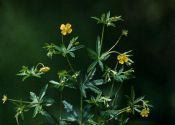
[{"xmin": 2, "ymin": 11, "xmax": 152, "ymax": 125}]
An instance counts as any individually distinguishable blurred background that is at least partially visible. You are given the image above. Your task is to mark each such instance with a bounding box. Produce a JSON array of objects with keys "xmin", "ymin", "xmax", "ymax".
[{"xmin": 0, "ymin": 0, "xmax": 175, "ymax": 124}]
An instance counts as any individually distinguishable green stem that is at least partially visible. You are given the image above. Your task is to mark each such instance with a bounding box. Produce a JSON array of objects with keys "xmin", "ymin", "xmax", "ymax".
[
  {"xmin": 80, "ymin": 92, "xmax": 83, "ymax": 125},
  {"xmin": 59, "ymin": 92, "xmax": 63, "ymax": 120},
  {"xmin": 109, "ymin": 62, "xmax": 118, "ymax": 97},
  {"xmin": 61, "ymin": 35, "xmax": 64, "ymax": 45},
  {"xmin": 66, "ymin": 55, "xmax": 75, "ymax": 72},
  {"xmin": 107, "ymin": 34, "xmax": 123, "ymax": 53},
  {"xmin": 112, "ymin": 82, "xmax": 123, "ymax": 106},
  {"xmin": 101, "ymin": 24, "xmax": 105, "ymax": 48},
  {"xmin": 8, "ymin": 99, "xmax": 33, "ymax": 104},
  {"xmin": 61, "ymin": 35, "xmax": 75, "ymax": 72}
]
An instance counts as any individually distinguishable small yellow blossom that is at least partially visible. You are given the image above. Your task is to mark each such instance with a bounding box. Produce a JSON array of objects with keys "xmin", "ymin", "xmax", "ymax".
[
  {"xmin": 140, "ymin": 108, "xmax": 150, "ymax": 117},
  {"xmin": 122, "ymin": 30, "xmax": 128, "ymax": 37},
  {"xmin": 2, "ymin": 95, "xmax": 8, "ymax": 104},
  {"xmin": 39, "ymin": 67, "xmax": 50, "ymax": 73},
  {"xmin": 117, "ymin": 54, "xmax": 129, "ymax": 64},
  {"xmin": 60, "ymin": 23, "xmax": 72, "ymax": 36},
  {"xmin": 126, "ymin": 106, "xmax": 132, "ymax": 113}
]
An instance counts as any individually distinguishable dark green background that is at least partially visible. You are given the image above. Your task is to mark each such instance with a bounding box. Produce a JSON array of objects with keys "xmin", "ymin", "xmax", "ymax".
[{"xmin": 0, "ymin": 0, "xmax": 175, "ymax": 124}]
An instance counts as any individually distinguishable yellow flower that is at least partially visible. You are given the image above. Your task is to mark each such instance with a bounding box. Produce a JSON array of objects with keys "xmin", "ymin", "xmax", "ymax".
[
  {"xmin": 60, "ymin": 23, "xmax": 72, "ymax": 36},
  {"xmin": 39, "ymin": 67, "xmax": 50, "ymax": 73},
  {"xmin": 140, "ymin": 108, "xmax": 150, "ymax": 117},
  {"xmin": 2, "ymin": 95, "xmax": 8, "ymax": 104},
  {"xmin": 117, "ymin": 54, "xmax": 129, "ymax": 64},
  {"xmin": 122, "ymin": 30, "xmax": 128, "ymax": 37}
]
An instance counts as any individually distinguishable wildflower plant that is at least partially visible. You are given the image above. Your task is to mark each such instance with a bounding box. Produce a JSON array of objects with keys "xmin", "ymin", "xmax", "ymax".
[{"xmin": 2, "ymin": 11, "xmax": 152, "ymax": 125}]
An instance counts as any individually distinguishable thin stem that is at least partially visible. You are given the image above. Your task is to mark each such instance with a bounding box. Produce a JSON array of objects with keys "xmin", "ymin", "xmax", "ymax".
[
  {"xmin": 107, "ymin": 34, "xmax": 123, "ymax": 53},
  {"xmin": 59, "ymin": 92, "xmax": 62, "ymax": 120},
  {"xmin": 109, "ymin": 62, "xmax": 118, "ymax": 97},
  {"xmin": 61, "ymin": 35, "xmax": 75, "ymax": 72},
  {"xmin": 61, "ymin": 35, "xmax": 64, "ymax": 45},
  {"xmin": 112, "ymin": 82, "xmax": 123, "ymax": 106},
  {"xmin": 101, "ymin": 24, "xmax": 105, "ymax": 48},
  {"xmin": 66, "ymin": 55, "xmax": 75, "ymax": 72},
  {"xmin": 8, "ymin": 99, "xmax": 33, "ymax": 104},
  {"xmin": 80, "ymin": 91, "xmax": 83, "ymax": 125},
  {"xmin": 107, "ymin": 51, "xmax": 120, "ymax": 55}
]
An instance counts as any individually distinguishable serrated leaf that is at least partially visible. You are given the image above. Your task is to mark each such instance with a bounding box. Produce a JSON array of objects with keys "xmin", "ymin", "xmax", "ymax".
[{"xmin": 62, "ymin": 100, "xmax": 73, "ymax": 113}]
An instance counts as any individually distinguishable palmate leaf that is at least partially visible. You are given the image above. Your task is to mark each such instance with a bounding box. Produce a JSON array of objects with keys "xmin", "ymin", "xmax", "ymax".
[
  {"xmin": 88, "ymin": 37, "xmax": 110, "ymax": 72},
  {"xmin": 51, "ymin": 37, "xmax": 84, "ymax": 58},
  {"xmin": 29, "ymin": 84, "xmax": 55, "ymax": 117},
  {"xmin": 17, "ymin": 66, "xmax": 43, "ymax": 81},
  {"xmin": 91, "ymin": 11, "xmax": 123, "ymax": 27}
]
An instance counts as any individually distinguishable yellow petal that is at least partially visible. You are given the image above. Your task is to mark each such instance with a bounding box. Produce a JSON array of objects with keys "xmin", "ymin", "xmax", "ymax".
[
  {"xmin": 61, "ymin": 30, "xmax": 67, "ymax": 35},
  {"xmin": 60, "ymin": 24, "xmax": 65, "ymax": 30},
  {"xmin": 66, "ymin": 23, "xmax": 71, "ymax": 29},
  {"xmin": 39, "ymin": 67, "xmax": 50, "ymax": 73},
  {"xmin": 67, "ymin": 28, "xmax": 72, "ymax": 34},
  {"xmin": 117, "ymin": 55, "xmax": 122, "ymax": 60},
  {"xmin": 119, "ymin": 60, "xmax": 124, "ymax": 64}
]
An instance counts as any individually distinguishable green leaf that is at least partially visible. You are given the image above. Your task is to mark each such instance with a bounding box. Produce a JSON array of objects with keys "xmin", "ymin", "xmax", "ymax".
[
  {"xmin": 98, "ymin": 60, "xmax": 104, "ymax": 71},
  {"xmin": 87, "ymin": 61, "xmax": 98, "ymax": 73},
  {"xmin": 80, "ymin": 84, "xmax": 87, "ymax": 98},
  {"xmin": 131, "ymin": 86, "xmax": 135, "ymax": 101},
  {"xmin": 87, "ymin": 49, "xmax": 98, "ymax": 60},
  {"xmin": 30, "ymin": 92, "xmax": 39, "ymax": 104},
  {"xmin": 68, "ymin": 52, "xmax": 75, "ymax": 58},
  {"xmin": 86, "ymin": 83, "xmax": 102, "ymax": 95},
  {"xmin": 17, "ymin": 66, "xmax": 43, "ymax": 81},
  {"xmin": 92, "ymin": 79, "xmax": 105, "ymax": 86},
  {"xmin": 39, "ymin": 84, "xmax": 48, "ymax": 101},
  {"xmin": 43, "ymin": 98, "xmax": 55, "ymax": 107},
  {"xmin": 69, "ymin": 45, "xmax": 84, "ymax": 52},
  {"xmin": 62, "ymin": 100, "xmax": 73, "ymax": 113},
  {"xmin": 62, "ymin": 100, "xmax": 78, "ymax": 120},
  {"xmin": 96, "ymin": 36, "xmax": 101, "ymax": 56},
  {"xmin": 100, "ymin": 52, "xmax": 110, "ymax": 61}
]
